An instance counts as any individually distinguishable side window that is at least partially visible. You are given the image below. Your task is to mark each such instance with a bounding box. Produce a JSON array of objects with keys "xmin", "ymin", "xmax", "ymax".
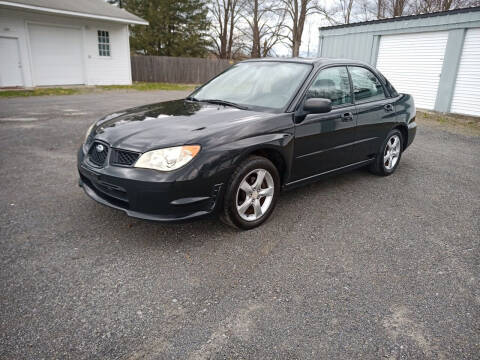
[
  {"xmin": 349, "ymin": 66, "xmax": 386, "ymax": 103},
  {"xmin": 306, "ymin": 67, "xmax": 352, "ymax": 106}
]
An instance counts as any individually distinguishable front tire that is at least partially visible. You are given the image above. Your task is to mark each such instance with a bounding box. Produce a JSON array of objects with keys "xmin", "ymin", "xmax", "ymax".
[
  {"xmin": 369, "ymin": 129, "xmax": 403, "ymax": 176},
  {"xmin": 221, "ymin": 156, "xmax": 280, "ymax": 230}
]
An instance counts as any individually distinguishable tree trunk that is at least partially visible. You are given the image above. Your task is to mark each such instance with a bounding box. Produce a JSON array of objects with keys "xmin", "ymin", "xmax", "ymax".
[
  {"xmin": 293, "ymin": 0, "xmax": 308, "ymax": 57},
  {"xmin": 219, "ymin": 0, "xmax": 231, "ymax": 58},
  {"xmin": 283, "ymin": 0, "xmax": 316, "ymax": 57},
  {"xmin": 442, "ymin": 0, "xmax": 454, "ymax": 11},
  {"xmin": 227, "ymin": 0, "xmax": 236, "ymax": 59},
  {"xmin": 250, "ymin": 0, "xmax": 261, "ymax": 58},
  {"xmin": 393, "ymin": 0, "xmax": 406, "ymax": 17},
  {"xmin": 345, "ymin": 0, "xmax": 354, "ymax": 23},
  {"xmin": 377, "ymin": 0, "xmax": 384, "ymax": 18}
]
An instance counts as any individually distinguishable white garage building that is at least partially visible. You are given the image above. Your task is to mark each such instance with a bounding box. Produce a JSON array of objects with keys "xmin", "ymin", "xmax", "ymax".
[
  {"xmin": 317, "ymin": 7, "xmax": 480, "ymax": 116},
  {"xmin": 0, "ymin": 0, "xmax": 147, "ymax": 87}
]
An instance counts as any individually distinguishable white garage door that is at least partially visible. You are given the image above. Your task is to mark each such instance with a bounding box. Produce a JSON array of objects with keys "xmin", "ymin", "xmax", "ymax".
[
  {"xmin": 376, "ymin": 31, "xmax": 448, "ymax": 110},
  {"xmin": 29, "ymin": 24, "xmax": 84, "ymax": 86},
  {"xmin": 450, "ymin": 28, "xmax": 480, "ymax": 116}
]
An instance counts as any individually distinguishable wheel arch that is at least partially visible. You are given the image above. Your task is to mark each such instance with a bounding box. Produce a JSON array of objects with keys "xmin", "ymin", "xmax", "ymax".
[
  {"xmin": 394, "ymin": 124, "xmax": 408, "ymax": 151},
  {"xmin": 231, "ymin": 145, "xmax": 290, "ymax": 186},
  {"xmin": 248, "ymin": 148, "xmax": 288, "ymax": 185},
  {"xmin": 218, "ymin": 133, "xmax": 294, "ymax": 186}
]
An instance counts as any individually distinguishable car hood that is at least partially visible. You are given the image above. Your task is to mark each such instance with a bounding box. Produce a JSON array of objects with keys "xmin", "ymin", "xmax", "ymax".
[{"xmin": 92, "ymin": 100, "xmax": 274, "ymax": 152}]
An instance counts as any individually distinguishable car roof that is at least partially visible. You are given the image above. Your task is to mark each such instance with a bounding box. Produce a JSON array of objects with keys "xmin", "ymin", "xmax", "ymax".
[{"xmin": 241, "ymin": 57, "xmax": 371, "ymax": 67}]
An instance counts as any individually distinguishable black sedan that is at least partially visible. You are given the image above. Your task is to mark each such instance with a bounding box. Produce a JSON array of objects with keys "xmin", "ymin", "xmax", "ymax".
[{"xmin": 78, "ymin": 58, "xmax": 416, "ymax": 229}]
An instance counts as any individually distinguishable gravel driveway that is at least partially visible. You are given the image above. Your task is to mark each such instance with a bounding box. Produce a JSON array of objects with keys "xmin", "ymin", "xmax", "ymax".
[{"xmin": 1, "ymin": 91, "xmax": 479, "ymax": 359}]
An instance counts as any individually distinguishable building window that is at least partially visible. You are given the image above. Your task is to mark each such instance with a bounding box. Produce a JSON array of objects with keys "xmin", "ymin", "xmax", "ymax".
[{"xmin": 97, "ymin": 30, "xmax": 110, "ymax": 56}]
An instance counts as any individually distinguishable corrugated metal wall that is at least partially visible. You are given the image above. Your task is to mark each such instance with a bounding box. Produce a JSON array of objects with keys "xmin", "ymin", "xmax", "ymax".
[
  {"xmin": 319, "ymin": 33, "xmax": 375, "ymax": 63},
  {"xmin": 317, "ymin": 9, "xmax": 480, "ymax": 114},
  {"xmin": 318, "ymin": 9, "xmax": 480, "ymax": 65}
]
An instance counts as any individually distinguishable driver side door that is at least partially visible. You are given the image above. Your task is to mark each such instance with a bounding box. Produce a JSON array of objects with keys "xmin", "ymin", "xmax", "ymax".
[{"xmin": 291, "ymin": 66, "xmax": 357, "ymax": 182}]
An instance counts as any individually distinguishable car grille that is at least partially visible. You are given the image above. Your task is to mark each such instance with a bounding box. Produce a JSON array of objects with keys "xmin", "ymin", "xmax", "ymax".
[
  {"xmin": 111, "ymin": 149, "xmax": 140, "ymax": 166},
  {"xmin": 88, "ymin": 141, "xmax": 109, "ymax": 167}
]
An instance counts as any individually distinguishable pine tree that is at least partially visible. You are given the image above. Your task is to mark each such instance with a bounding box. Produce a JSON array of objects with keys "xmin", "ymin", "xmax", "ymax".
[{"xmin": 123, "ymin": 0, "xmax": 211, "ymax": 57}]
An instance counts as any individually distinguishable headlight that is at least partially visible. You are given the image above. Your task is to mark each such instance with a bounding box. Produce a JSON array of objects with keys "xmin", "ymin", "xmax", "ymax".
[
  {"xmin": 134, "ymin": 145, "xmax": 201, "ymax": 171},
  {"xmin": 84, "ymin": 123, "xmax": 95, "ymax": 144}
]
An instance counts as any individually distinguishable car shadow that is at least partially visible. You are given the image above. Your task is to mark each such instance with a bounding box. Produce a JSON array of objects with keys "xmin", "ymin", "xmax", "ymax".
[{"xmin": 82, "ymin": 165, "xmax": 386, "ymax": 251}]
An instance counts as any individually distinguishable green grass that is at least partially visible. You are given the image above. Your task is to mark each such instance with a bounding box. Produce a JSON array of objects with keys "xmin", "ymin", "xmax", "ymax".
[
  {"xmin": 417, "ymin": 110, "xmax": 480, "ymax": 136},
  {"xmin": 0, "ymin": 82, "xmax": 196, "ymax": 98},
  {"xmin": 0, "ymin": 88, "xmax": 81, "ymax": 98}
]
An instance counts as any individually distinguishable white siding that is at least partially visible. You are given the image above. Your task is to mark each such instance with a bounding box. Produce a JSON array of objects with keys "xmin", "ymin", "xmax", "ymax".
[
  {"xmin": 376, "ymin": 31, "xmax": 449, "ymax": 110},
  {"xmin": 83, "ymin": 23, "xmax": 132, "ymax": 85},
  {"xmin": 450, "ymin": 28, "xmax": 480, "ymax": 116},
  {"xmin": 0, "ymin": 8, "xmax": 132, "ymax": 87}
]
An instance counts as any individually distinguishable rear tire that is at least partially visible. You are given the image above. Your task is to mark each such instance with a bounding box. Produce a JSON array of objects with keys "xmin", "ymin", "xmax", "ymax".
[
  {"xmin": 369, "ymin": 129, "xmax": 403, "ymax": 176},
  {"xmin": 220, "ymin": 156, "xmax": 280, "ymax": 230}
]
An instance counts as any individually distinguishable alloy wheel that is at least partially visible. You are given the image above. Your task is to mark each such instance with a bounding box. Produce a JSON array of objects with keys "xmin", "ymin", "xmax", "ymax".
[
  {"xmin": 384, "ymin": 134, "xmax": 401, "ymax": 170},
  {"xmin": 235, "ymin": 168, "xmax": 274, "ymax": 221}
]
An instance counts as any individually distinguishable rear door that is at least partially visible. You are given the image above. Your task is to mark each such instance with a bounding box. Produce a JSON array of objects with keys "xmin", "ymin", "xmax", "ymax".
[
  {"xmin": 348, "ymin": 66, "xmax": 397, "ymax": 163},
  {"xmin": 292, "ymin": 66, "xmax": 357, "ymax": 181}
]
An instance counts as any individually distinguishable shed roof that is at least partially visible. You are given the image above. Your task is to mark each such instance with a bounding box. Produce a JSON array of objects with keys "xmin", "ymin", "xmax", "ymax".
[
  {"xmin": 0, "ymin": 0, "xmax": 148, "ymax": 25},
  {"xmin": 319, "ymin": 5, "xmax": 480, "ymax": 30},
  {"xmin": 243, "ymin": 57, "xmax": 371, "ymax": 67}
]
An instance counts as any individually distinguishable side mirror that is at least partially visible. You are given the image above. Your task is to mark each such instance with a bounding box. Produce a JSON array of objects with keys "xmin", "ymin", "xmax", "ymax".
[{"xmin": 303, "ymin": 98, "xmax": 332, "ymax": 114}]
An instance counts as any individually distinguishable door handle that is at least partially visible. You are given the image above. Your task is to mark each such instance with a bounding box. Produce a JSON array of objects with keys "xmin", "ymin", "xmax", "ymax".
[
  {"xmin": 341, "ymin": 112, "xmax": 354, "ymax": 121},
  {"xmin": 384, "ymin": 104, "xmax": 394, "ymax": 112}
]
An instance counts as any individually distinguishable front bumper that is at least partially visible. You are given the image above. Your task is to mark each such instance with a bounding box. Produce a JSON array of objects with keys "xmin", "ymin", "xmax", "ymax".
[{"xmin": 77, "ymin": 148, "xmax": 225, "ymax": 222}]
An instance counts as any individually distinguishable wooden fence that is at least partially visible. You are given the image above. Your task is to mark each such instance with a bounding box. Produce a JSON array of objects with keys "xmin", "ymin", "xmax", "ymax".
[{"xmin": 131, "ymin": 55, "xmax": 233, "ymax": 84}]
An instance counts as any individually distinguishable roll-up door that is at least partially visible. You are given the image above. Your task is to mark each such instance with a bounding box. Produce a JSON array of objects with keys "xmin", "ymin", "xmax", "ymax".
[{"xmin": 376, "ymin": 31, "xmax": 448, "ymax": 110}]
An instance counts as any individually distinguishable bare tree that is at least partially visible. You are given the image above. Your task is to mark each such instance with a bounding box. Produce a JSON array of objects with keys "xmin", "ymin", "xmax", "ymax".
[
  {"xmin": 328, "ymin": 0, "xmax": 376, "ymax": 25},
  {"xmin": 390, "ymin": 0, "xmax": 409, "ymax": 16},
  {"xmin": 372, "ymin": 0, "xmax": 409, "ymax": 18},
  {"xmin": 383, "ymin": 0, "xmax": 477, "ymax": 17},
  {"xmin": 328, "ymin": 0, "xmax": 379, "ymax": 23},
  {"xmin": 277, "ymin": 0, "xmax": 328, "ymax": 57},
  {"xmin": 356, "ymin": 0, "xmax": 377, "ymax": 21},
  {"xmin": 330, "ymin": 0, "xmax": 479, "ymax": 27},
  {"xmin": 337, "ymin": 0, "xmax": 355, "ymax": 23},
  {"xmin": 377, "ymin": 0, "xmax": 387, "ymax": 17},
  {"xmin": 412, "ymin": 0, "xmax": 479, "ymax": 13},
  {"xmin": 239, "ymin": 0, "xmax": 286, "ymax": 57},
  {"xmin": 366, "ymin": 0, "xmax": 411, "ymax": 18},
  {"xmin": 209, "ymin": 0, "xmax": 245, "ymax": 59}
]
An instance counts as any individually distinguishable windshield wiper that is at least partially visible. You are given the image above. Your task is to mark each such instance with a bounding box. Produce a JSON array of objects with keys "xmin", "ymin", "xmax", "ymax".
[{"xmin": 199, "ymin": 99, "xmax": 248, "ymax": 110}]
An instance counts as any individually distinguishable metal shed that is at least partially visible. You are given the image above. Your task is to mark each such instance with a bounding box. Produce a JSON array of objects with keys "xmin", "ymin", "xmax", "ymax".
[{"xmin": 317, "ymin": 7, "xmax": 480, "ymax": 116}]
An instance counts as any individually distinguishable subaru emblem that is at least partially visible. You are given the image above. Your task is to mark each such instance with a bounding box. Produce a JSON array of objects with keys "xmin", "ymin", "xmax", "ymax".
[{"xmin": 96, "ymin": 144, "xmax": 104, "ymax": 152}]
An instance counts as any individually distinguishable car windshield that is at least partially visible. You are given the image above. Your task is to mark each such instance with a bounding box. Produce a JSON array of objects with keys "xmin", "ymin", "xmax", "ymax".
[{"xmin": 190, "ymin": 61, "xmax": 312, "ymax": 110}]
